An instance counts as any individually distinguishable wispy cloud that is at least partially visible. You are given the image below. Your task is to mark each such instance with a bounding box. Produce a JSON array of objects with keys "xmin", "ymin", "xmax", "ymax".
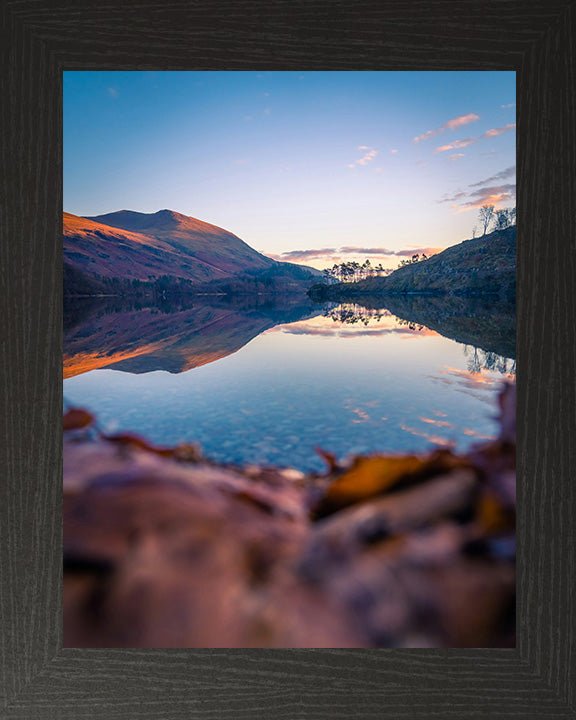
[
  {"xmin": 483, "ymin": 123, "xmax": 516, "ymax": 138},
  {"xmin": 437, "ymin": 190, "xmax": 467, "ymax": 204},
  {"xmin": 339, "ymin": 246, "xmax": 398, "ymax": 255},
  {"xmin": 348, "ymin": 146, "xmax": 378, "ymax": 168},
  {"xmin": 501, "ymin": 103, "xmax": 515, "ymax": 109},
  {"xmin": 107, "ymin": 88, "xmax": 119, "ymax": 98},
  {"xmin": 277, "ymin": 248, "xmax": 338, "ymax": 261},
  {"xmin": 434, "ymin": 124, "xmax": 516, "ymax": 153},
  {"xmin": 434, "ymin": 137, "xmax": 477, "ymax": 153},
  {"xmin": 439, "ymin": 166, "xmax": 516, "ymax": 212},
  {"xmin": 413, "ymin": 113, "xmax": 479, "ymax": 144},
  {"xmin": 456, "ymin": 184, "xmax": 516, "ymax": 211},
  {"xmin": 390, "ymin": 149, "xmax": 398, "ymax": 154},
  {"xmin": 469, "ymin": 166, "xmax": 515, "ymax": 187},
  {"xmin": 448, "ymin": 153, "xmax": 465, "ymax": 161},
  {"xmin": 336, "ymin": 245, "xmax": 442, "ymax": 258},
  {"xmin": 272, "ymin": 246, "xmax": 443, "ymax": 263}
]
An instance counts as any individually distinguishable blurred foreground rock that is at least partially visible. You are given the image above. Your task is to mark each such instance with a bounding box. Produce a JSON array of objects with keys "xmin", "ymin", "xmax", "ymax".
[{"xmin": 64, "ymin": 384, "xmax": 515, "ymax": 648}]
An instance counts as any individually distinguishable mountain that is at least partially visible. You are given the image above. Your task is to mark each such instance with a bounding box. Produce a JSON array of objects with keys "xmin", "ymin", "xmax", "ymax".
[
  {"xmin": 86, "ymin": 209, "xmax": 275, "ymax": 275},
  {"xmin": 64, "ymin": 210, "xmax": 276, "ymax": 290},
  {"xmin": 310, "ymin": 226, "xmax": 516, "ymax": 299}
]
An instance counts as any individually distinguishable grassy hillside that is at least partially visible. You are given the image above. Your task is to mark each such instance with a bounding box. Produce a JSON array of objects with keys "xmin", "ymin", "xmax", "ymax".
[
  {"xmin": 311, "ymin": 226, "xmax": 516, "ymax": 299},
  {"xmin": 86, "ymin": 209, "xmax": 274, "ymax": 276},
  {"xmin": 64, "ymin": 210, "xmax": 319, "ymax": 297},
  {"xmin": 64, "ymin": 210, "xmax": 274, "ymax": 286}
]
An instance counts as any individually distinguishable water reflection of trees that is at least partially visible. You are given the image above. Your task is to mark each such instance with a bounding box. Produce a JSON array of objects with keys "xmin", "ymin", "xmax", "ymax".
[
  {"xmin": 323, "ymin": 304, "xmax": 392, "ymax": 325},
  {"xmin": 324, "ymin": 304, "xmax": 428, "ymax": 332},
  {"xmin": 464, "ymin": 345, "xmax": 516, "ymax": 376},
  {"xmin": 394, "ymin": 318, "xmax": 427, "ymax": 332}
]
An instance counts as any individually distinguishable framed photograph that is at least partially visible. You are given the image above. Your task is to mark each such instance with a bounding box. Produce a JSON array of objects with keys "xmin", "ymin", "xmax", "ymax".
[{"xmin": 2, "ymin": 0, "xmax": 574, "ymax": 716}]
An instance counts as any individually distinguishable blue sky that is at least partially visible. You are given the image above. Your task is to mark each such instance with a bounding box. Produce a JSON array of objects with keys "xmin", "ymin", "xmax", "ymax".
[{"xmin": 64, "ymin": 71, "xmax": 516, "ymax": 269}]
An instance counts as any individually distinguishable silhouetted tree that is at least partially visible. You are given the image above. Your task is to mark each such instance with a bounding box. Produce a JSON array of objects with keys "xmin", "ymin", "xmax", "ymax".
[
  {"xmin": 478, "ymin": 205, "xmax": 495, "ymax": 236},
  {"xmin": 494, "ymin": 209, "xmax": 511, "ymax": 231}
]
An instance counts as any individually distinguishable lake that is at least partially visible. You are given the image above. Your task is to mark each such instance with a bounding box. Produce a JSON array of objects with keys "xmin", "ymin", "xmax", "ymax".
[{"xmin": 63, "ymin": 294, "xmax": 515, "ymax": 473}]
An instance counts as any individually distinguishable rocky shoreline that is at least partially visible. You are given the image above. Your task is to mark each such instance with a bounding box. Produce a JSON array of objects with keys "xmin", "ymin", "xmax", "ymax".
[{"xmin": 64, "ymin": 384, "xmax": 515, "ymax": 648}]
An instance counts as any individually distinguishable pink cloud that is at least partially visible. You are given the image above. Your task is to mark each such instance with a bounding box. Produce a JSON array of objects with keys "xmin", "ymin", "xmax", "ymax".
[
  {"xmin": 413, "ymin": 113, "xmax": 480, "ymax": 143},
  {"xmin": 434, "ymin": 123, "xmax": 515, "ymax": 154},
  {"xmin": 482, "ymin": 123, "xmax": 516, "ymax": 138},
  {"xmin": 347, "ymin": 146, "xmax": 378, "ymax": 168},
  {"xmin": 434, "ymin": 137, "xmax": 477, "ymax": 153}
]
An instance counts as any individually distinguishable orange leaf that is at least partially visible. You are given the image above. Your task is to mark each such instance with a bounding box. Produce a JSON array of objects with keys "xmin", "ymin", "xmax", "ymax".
[
  {"xmin": 322, "ymin": 455, "xmax": 425, "ymax": 510},
  {"xmin": 315, "ymin": 449, "xmax": 469, "ymax": 516},
  {"xmin": 63, "ymin": 408, "xmax": 94, "ymax": 431},
  {"xmin": 314, "ymin": 447, "xmax": 339, "ymax": 472},
  {"xmin": 476, "ymin": 491, "xmax": 515, "ymax": 534},
  {"xmin": 104, "ymin": 432, "xmax": 194, "ymax": 460}
]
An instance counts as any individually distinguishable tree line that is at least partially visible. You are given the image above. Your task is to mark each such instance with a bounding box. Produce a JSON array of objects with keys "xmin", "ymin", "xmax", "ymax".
[
  {"xmin": 323, "ymin": 259, "xmax": 396, "ymax": 283},
  {"xmin": 473, "ymin": 206, "xmax": 516, "ymax": 238},
  {"xmin": 322, "ymin": 303, "xmax": 392, "ymax": 325}
]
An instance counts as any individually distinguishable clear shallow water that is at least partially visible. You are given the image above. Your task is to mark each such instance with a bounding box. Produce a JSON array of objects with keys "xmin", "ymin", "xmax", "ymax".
[{"xmin": 64, "ymin": 299, "xmax": 515, "ymax": 472}]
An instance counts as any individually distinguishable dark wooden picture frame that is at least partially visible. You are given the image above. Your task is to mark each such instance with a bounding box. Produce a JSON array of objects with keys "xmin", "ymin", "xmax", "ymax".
[{"xmin": 1, "ymin": 0, "xmax": 575, "ymax": 716}]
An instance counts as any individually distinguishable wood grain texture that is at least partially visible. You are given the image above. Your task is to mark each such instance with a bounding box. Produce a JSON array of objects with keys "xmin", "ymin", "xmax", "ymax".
[{"xmin": 0, "ymin": 0, "xmax": 574, "ymax": 717}]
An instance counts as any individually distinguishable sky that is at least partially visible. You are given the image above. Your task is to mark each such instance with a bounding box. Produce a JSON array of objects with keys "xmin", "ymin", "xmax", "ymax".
[{"xmin": 64, "ymin": 71, "xmax": 516, "ymax": 270}]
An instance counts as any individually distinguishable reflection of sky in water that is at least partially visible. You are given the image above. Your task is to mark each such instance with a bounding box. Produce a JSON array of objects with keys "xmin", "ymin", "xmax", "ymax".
[{"xmin": 64, "ymin": 312, "xmax": 515, "ymax": 472}]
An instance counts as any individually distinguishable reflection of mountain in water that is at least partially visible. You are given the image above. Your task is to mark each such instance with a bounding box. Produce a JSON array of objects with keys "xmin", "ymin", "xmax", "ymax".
[
  {"xmin": 65, "ymin": 294, "xmax": 515, "ymax": 380},
  {"xmin": 64, "ymin": 296, "xmax": 322, "ymax": 378},
  {"xmin": 318, "ymin": 295, "xmax": 515, "ymax": 362},
  {"xmin": 381, "ymin": 295, "xmax": 515, "ymax": 362}
]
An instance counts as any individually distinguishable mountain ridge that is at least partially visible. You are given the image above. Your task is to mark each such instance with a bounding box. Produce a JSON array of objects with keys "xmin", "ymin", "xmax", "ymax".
[{"xmin": 64, "ymin": 209, "xmax": 320, "ymax": 296}]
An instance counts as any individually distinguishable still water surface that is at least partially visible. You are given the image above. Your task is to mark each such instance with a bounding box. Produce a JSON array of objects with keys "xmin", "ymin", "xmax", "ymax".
[{"xmin": 64, "ymin": 297, "xmax": 515, "ymax": 472}]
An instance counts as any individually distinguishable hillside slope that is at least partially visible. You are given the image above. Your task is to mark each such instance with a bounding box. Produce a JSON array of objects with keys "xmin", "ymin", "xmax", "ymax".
[
  {"xmin": 86, "ymin": 209, "xmax": 274, "ymax": 276},
  {"xmin": 64, "ymin": 210, "xmax": 275, "ymax": 287},
  {"xmin": 311, "ymin": 226, "xmax": 516, "ymax": 299},
  {"xmin": 64, "ymin": 210, "xmax": 323, "ymax": 296}
]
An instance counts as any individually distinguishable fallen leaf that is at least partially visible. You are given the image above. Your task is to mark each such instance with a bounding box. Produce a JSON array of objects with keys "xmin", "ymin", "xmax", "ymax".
[
  {"xmin": 317, "ymin": 455, "xmax": 424, "ymax": 514},
  {"xmin": 315, "ymin": 447, "xmax": 339, "ymax": 472},
  {"xmin": 476, "ymin": 490, "xmax": 515, "ymax": 534},
  {"xmin": 104, "ymin": 432, "xmax": 186, "ymax": 459},
  {"xmin": 63, "ymin": 408, "xmax": 94, "ymax": 431},
  {"xmin": 315, "ymin": 450, "xmax": 469, "ymax": 516}
]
